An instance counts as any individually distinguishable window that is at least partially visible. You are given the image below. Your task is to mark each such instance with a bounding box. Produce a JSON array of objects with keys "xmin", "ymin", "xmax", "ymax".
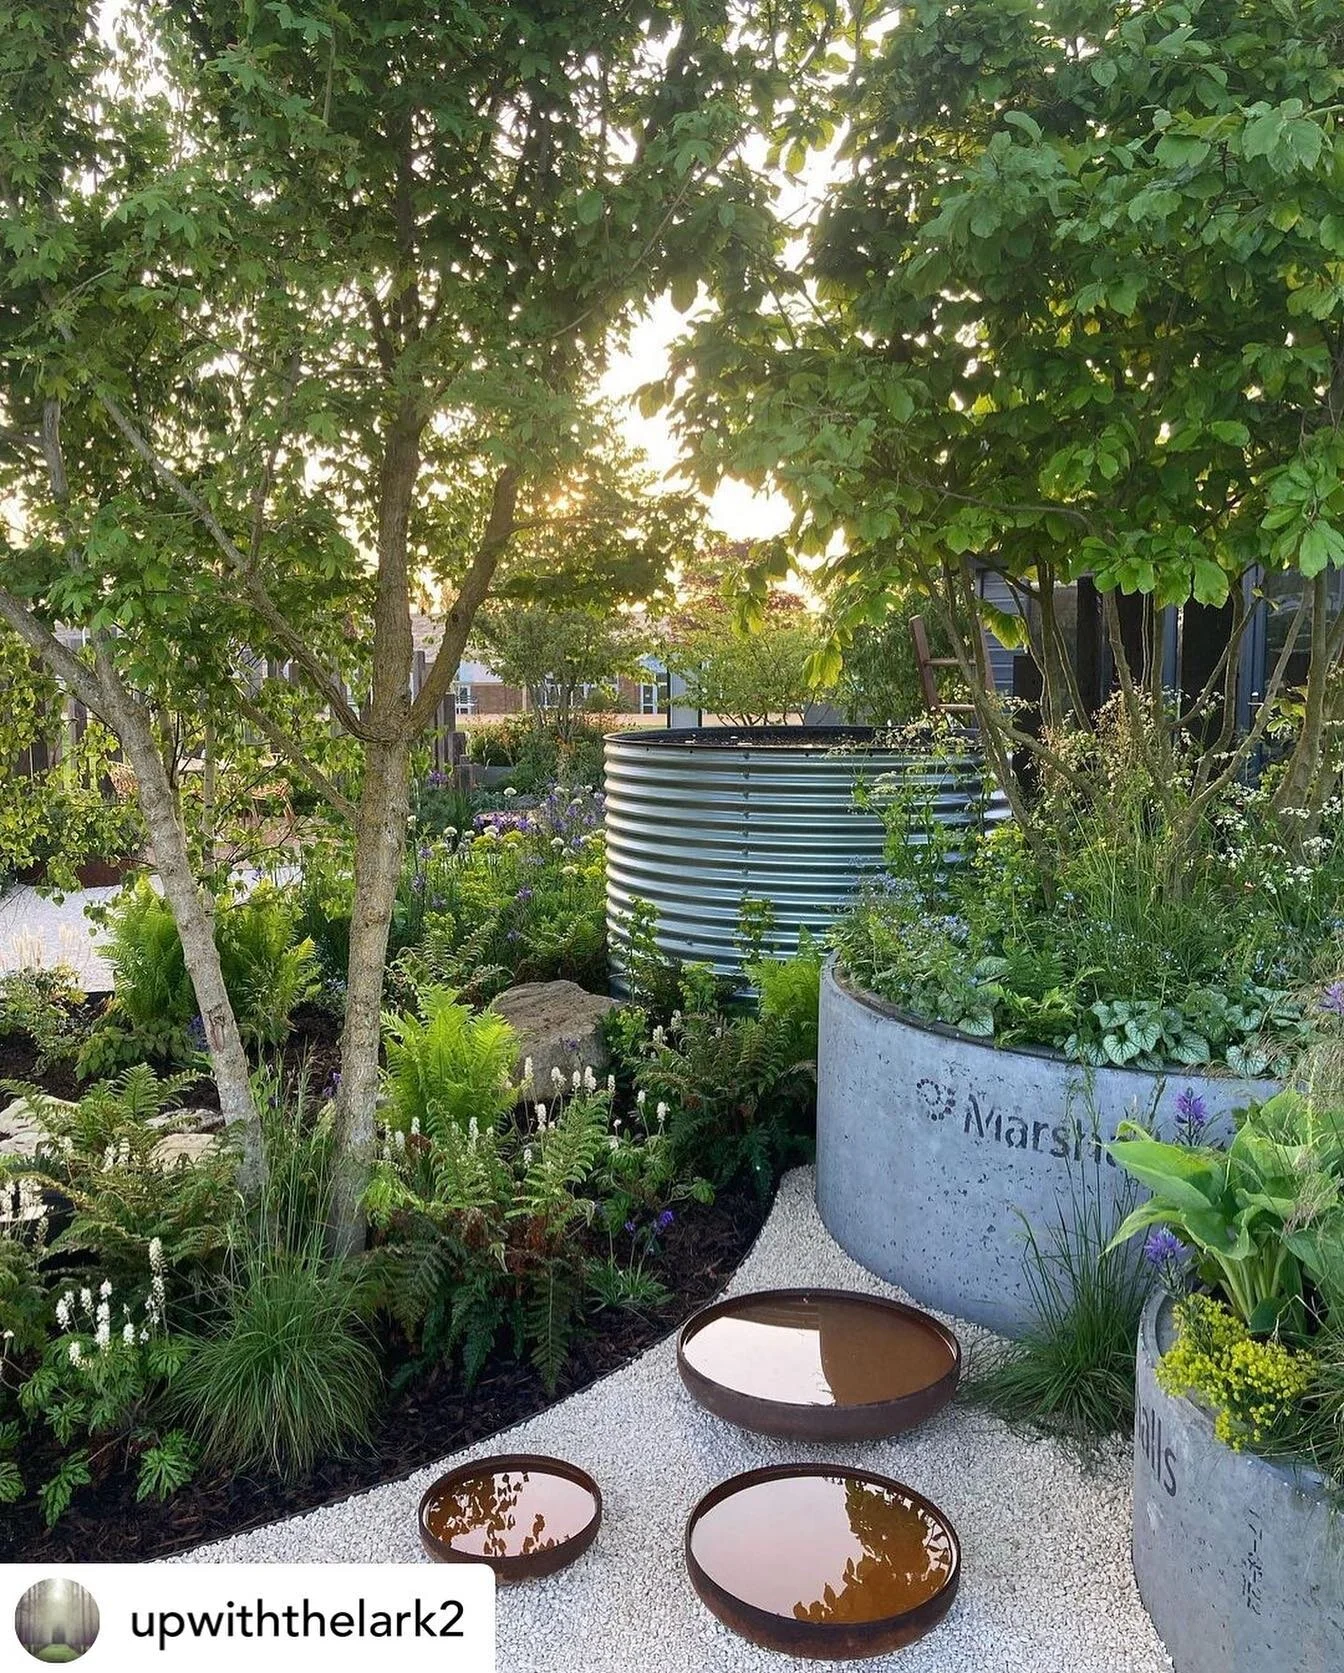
[
  {"xmin": 638, "ymin": 680, "xmax": 660, "ymax": 715},
  {"xmin": 451, "ymin": 682, "xmax": 478, "ymax": 716}
]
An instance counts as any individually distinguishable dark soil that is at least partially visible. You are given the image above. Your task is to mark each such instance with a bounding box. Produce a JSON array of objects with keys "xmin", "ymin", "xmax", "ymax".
[
  {"xmin": 0, "ymin": 1002, "xmax": 344, "ymax": 1112},
  {"xmin": 0, "ymin": 1175, "xmax": 771, "ymax": 1565}
]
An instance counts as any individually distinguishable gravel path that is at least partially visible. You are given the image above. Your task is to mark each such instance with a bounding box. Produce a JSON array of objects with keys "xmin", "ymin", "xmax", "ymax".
[
  {"xmin": 177, "ymin": 1169, "xmax": 1168, "ymax": 1672},
  {"xmin": 0, "ymin": 884, "xmax": 119, "ymax": 988}
]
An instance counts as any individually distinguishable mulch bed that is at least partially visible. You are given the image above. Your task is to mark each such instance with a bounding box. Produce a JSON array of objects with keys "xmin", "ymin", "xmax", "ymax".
[
  {"xmin": 0, "ymin": 1002, "xmax": 344, "ymax": 1112},
  {"xmin": 0, "ymin": 1175, "xmax": 771, "ymax": 1565}
]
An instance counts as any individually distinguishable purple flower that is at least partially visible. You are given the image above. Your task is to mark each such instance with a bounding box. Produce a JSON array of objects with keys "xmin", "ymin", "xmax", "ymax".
[
  {"xmin": 1320, "ymin": 982, "xmax": 1344, "ymax": 1018},
  {"xmin": 515, "ymin": 886, "xmax": 534, "ymax": 904},
  {"xmin": 1143, "ymin": 1227, "xmax": 1186, "ymax": 1269},
  {"xmin": 624, "ymin": 1219, "xmax": 637, "ymax": 1235},
  {"xmin": 411, "ymin": 873, "xmax": 425, "ymax": 893},
  {"xmin": 418, "ymin": 845, "xmax": 431, "ymax": 861},
  {"xmin": 186, "ymin": 1015, "xmax": 207, "ymax": 1052},
  {"xmin": 656, "ymin": 1209, "xmax": 675, "ymax": 1232},
  {"xmin": 426, "ymin": 770, "xmax": 447, "ymax": 789},
  {"xmin": 1175, "ymin": 1087, "xmax": 1209, "ymax": 1141}
]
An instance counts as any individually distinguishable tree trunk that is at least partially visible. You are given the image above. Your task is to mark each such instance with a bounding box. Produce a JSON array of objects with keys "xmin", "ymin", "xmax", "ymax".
[
  {"xmin": 329, "ymin": 408, "xmax": 422, "ymax": 1255},
  {"xmin": 331, "ymin": 735, "xmax": 411, "ymax": 1254},
  {"xmin": 101, "ymin": 670, "xmax": 265, "ymax": 1191}
]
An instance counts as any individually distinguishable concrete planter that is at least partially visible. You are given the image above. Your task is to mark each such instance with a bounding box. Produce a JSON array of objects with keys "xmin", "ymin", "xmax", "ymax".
[
  {"xmin": 1133, "ymin": 1291, "xmax": 1344, "ymax": 1673},
  {"xmin": 815, "ymin": 960, "xmax": 1277, "ymax": 1335}
]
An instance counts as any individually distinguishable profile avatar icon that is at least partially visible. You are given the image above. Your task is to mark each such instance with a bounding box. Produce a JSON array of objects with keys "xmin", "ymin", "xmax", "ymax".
[{"xmin": 14, "ymin": 1578, "xmax": 100, "ymax": 1662}]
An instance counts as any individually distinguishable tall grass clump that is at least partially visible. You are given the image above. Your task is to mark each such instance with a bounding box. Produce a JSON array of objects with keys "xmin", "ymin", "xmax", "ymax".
[
  {"xmin": 175, "ymin": 1072, "xmax": 380, "ymax": 1478},
  {"xmin": 967, "ymin": 1159, "xmax": 1148, "ymax": 1451}
]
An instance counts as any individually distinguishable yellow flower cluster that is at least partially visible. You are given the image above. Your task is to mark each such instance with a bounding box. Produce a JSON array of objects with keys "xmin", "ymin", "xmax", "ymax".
[{"xmin": 1157, "ymin": 1294, "xmax": 1314, "ymax": 1452}]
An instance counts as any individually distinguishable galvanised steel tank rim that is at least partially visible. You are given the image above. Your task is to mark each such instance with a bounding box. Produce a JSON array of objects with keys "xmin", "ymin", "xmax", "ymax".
[{"xmin": 604, "ymin": 725, "xmax": 1006, "ymax": 986}]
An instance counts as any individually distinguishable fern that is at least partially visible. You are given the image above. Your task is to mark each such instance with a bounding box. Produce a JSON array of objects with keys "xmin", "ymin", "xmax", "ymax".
[{"xmin": 382, "ymin": 987, "xmax": 519, "ymax": 1139}]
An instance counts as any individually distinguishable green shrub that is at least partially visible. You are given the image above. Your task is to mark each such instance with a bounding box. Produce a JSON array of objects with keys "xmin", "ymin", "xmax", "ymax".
[
  {"xmin": 747, "ymin": 932, "xmax": 823, "ymax": 1063},
  {"xmin": 1108, "ymin": 1089, "xmax": 1344, "ymax": 1335},
  {"xmin": 175, "ymin": 1078, "xmax": 380, "ymax": 1479},
  {"xmin": 294, "ymin": 842, "xmax": 355, "ymax": 986},
  {"xmin": 216, "ymin": 884, "xmax": 320, "ymax": 1047},
  {"xmin": 396, "ymin": 785, "xmax": 608, "ymax": 1000},
  {"xmin": 176, "ymin": 1245, "xmax": 379, "ymax": 1478},
  {"xmin": 367, "ymin": 1064, "xmax": 703, "ymax": 1392},
  {"xmin": 968, "ymin": 1167, "xmax": 1149, "ymax": 1447},
  {"xmin": 382, "ymin": 987, "xmax": 519, "ymax": 1138},
  {"xmin": 627, "ymin": 1001, "xmax": 815, "ymax": 1197},
  {"xmin": 3, "ymin": 1066, "xmax": 236, "ymax": 1289},
  {"xmin": 79, "ymin": 879, "xmax": 318, "ymax": 1074},
  {"xmin": 834, "ymin": 706, "xmax": 1336, "ymax": 1075},
  {"xmin": 0, "ymin": 965, "xmax": 84, "ymax": 1067}
]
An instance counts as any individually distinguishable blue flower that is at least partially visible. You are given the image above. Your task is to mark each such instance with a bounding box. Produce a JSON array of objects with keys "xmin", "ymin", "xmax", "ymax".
[
  {"xmin": 624, "ymin": 1219, "xmax": 637, "ymax": 1235},
  {"xmin": 1174, "ymin": 1087, "xmax": 1209, "ymax": 1140},
  {"xmin": 656, "ymin": 1208, "xmax": 675, "ymax": 1232},
  {"xmin": 1320, "ymin": 982, "xmax": 1344, "ymax": 1018},
  {"xmin": 1143, "ymin": 1227, "xmax": 1186, "ymax": 1269}
]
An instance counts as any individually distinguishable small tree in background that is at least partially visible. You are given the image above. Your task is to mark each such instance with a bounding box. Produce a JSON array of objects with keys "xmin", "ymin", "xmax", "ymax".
[
  {"xmin": 664, "ymin": 566, "xmax": 831, "ymax": 724},
  {"xmin": 474, "ymin": 605, "xmax": 653, "ymax": 742}
]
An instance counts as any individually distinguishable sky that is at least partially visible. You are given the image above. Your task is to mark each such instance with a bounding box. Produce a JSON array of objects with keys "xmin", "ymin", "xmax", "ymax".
[{"xmin": 599, "ymin": 295, "xmax": 796, "ymax": 542}]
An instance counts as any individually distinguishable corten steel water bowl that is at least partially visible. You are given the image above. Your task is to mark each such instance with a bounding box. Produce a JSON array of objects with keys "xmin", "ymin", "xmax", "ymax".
[
  {"xmin": 685, "ymin": 1463, "xmax": 961, "ymax": 1660},
  {"xmin": 677, "ymin": 1288, "xmax": 961, "ymax": 1440},
  {"xmin": 418, "ymin": 1453, "xmax": 602, "ymax": 1581}
]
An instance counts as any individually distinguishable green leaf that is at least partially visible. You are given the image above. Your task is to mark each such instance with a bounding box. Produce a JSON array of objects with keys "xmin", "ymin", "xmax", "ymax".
[{"xmin": 1107, "ymin": 1136, "xmax": 1226, "ymax": 1211}]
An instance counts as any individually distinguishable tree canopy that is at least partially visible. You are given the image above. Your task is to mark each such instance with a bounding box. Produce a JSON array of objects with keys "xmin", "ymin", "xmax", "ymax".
[{"xmin": 669, "ymin": 0, "xmax": 1344, "ymax": 819}]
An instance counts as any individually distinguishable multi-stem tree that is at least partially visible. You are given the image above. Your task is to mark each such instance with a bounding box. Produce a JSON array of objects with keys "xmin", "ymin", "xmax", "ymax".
[
  {"xmin": 0, "ymin": 0, "xmax": 837, "ymax": 1240},
  {"xmin": 671, "ymin": 0, "xmax": 1344, "ymax": 849}
]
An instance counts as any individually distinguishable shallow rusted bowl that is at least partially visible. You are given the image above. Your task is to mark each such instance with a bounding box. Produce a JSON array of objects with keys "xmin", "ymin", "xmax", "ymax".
[
  {"xmin": 418, "ymin": 1452, "xmax": 602, "ymax": 1581},
  {"xmin": 685, "ymin": 1463, "xmax": 961, "ymax": 1660},
  {"xmin": 677, "ymin": 1287, "xmax": 961, "ymax": 1441}
]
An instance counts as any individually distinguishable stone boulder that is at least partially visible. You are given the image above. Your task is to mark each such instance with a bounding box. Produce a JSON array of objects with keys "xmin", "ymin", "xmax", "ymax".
[
  {"xmin": 489, "ymin": 980, "xmax": 618, "ymax": 1102},
  {"xmin": 0, "ymin": 1095, "xmax": 74, "ymax": 1160},
  {"xmin": 150, "ymin": 1131, "xmax": 220, "ymax": 1169}
]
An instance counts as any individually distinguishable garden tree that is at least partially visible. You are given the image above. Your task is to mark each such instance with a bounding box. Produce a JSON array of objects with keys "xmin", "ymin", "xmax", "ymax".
[
  {"xmin": 473, "ymin": 605, "xmax": 654, "ymax": 740},
  {"xmin": 663, "ymin": 562, "xmax": 831, "ymax": 723},
  {"xmin": 668, "ymin": 0, "xmax": 1344, "ymax": 847},
  {"xmin": 0, "ymin": 0, "xmax": 840, "ymax": 1243}
]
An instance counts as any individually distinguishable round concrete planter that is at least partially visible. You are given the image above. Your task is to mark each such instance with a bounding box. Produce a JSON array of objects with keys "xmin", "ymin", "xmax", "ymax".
[
  {"xmin": 815, "ymin": 960, "xmax": 1278, "ymax": 1336},
  {"xmin": 1133, "ymin": 1291, "xmax": 1344, "ymax": 1673}
]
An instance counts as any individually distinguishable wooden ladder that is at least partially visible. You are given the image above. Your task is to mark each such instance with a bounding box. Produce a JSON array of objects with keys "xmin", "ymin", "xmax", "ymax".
[{"xmin": 909, "ymin": 615, "xmax": 993, "ymax": 716}]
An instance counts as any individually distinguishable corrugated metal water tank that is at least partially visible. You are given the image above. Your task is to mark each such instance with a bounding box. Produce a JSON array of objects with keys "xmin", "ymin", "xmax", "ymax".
[{"xmin": 605, "ymin": 726, "xmax": 1006, "ymax": 988}]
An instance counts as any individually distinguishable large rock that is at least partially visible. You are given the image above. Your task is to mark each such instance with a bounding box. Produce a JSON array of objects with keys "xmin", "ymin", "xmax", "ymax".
[
  {"xmin": 0, "ymin": 1095, "xmax": 75, "ymax": 1159},
  {"xmin": 489, "ymin": 980, "xmax": 617, "ymax": 1102},
  {"xmin": 150, "ymin": 1131, "xmax": 220, "ymax": 1169}
]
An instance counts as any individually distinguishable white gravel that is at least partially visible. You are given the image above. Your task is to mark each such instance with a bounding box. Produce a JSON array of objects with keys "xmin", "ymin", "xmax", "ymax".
[
  {"xmin": 175, "ymin": 1168, "xmax": 1168, "ymax": 1671},
  {"xmin": 0, "ymin": 883, "xmax": 119, "ymax": 988}
]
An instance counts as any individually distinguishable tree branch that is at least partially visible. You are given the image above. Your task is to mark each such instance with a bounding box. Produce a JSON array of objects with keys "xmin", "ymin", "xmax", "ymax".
[
  {"xmin": 94, "ymin": 387, "xmax": 373, "ymax": 740},
  {"xmin": 0, "ymin": 588, "xmax": 109, "ymax": 717},
  {"xmin": 408, "ymin": 464, "xmax": 520, "ymax": 731},
  {"xmin": 233, "ymin": 691, "xmax": 356, "ymax": 821}
]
